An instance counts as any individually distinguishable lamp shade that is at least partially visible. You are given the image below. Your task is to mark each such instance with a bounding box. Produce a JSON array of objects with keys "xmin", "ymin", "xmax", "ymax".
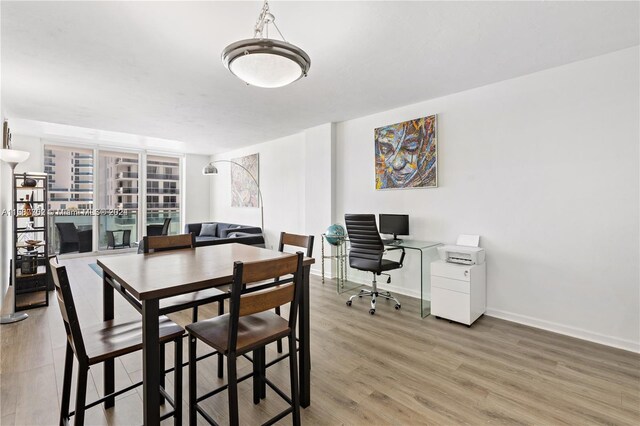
[
  {"xmin": 222, "ymin": 39, "xmax": 310, "ymax": 88},
  {"xmin": 0, "ymin": 148, "xmax": 30, "ymax": 168},
  {"xmin": 202, "ymin": 163, "xmax": 219, "ymax": 175}
]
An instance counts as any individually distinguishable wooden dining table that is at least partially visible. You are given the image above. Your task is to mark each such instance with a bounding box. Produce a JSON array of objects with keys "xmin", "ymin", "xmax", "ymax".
[{"xmin": 97, "ymin": 243, "xmax": 315, "ymax": 425}]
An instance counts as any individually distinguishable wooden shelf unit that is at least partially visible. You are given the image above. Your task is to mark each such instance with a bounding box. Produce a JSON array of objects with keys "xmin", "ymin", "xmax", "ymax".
[{"xmin": 13, "ymin": 172, "xmax": 50, "ymax": 311}]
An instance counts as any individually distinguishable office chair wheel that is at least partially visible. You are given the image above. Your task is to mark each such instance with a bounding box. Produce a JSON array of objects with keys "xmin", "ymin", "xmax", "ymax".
[
  {"xmin": 346, "ymin": 300, "xmax": 352, "ymax": 307},
  {"xmin": 395, "ymin": 304, "xmax": 401, "ymax": 310},
  {"xmin": 369, "ymin": 309, "xmax": 375, "ymax": 315}
]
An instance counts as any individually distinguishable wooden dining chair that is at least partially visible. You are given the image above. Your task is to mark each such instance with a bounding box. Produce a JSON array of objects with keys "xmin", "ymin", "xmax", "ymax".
[
  {"xmin": 50, "ymin": 259, "xmax": 184, "ymax": 426},
  {"xmin": 143, "ymin": 233, "xmax": 227, "ymax": 384},
  {"xmin": 187, "ymin": 252, "xmax": 304, "ymax": 426},
  {"xmin": 275, "ymin": 232, "xmax": 314, "ymax": 353}
]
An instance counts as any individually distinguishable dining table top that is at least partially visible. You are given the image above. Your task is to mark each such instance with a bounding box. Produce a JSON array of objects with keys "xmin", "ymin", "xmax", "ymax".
[{"xmin": 97, "ymin": 243, "xmax": 315, "ymax": 301}]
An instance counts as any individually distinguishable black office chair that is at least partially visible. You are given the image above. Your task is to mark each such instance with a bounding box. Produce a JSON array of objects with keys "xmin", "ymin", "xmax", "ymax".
[{"xmin": 344, "ymin": 214, "xmax": 405, "ymax": 314}]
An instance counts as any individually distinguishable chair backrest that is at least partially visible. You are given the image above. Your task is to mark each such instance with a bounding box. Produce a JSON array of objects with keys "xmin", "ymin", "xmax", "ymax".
[
  {"xmin": 56, "ymin": 222, "xmax": 79, "ymax": 242},
  {"xmin": 227, "ymin": 253, "xmax": 304, "ymax": 353},
  {"xmin": 161, "ymin": 218, "xmax": 171, "ymax": 235},
  {"xmin": 278, "ymin": 232, "xmax": 314, "ymax": 257},
  {"xmin": 344, "ymin": 214, "xmax": 384, "ymax": 272},
  {"xmin": 50, "ymin": 258, "xmax": 87, "ymax": 362},
  {"xmin": 143, "ymin": 233, "xmax": 195, "ymax": 253}
]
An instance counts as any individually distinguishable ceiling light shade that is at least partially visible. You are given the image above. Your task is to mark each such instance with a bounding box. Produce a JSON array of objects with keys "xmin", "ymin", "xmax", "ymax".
[
  {"xmin": 222, "ymin": 39, "xmax": 310, "ymax": 88},
  {"xmin": 221, "ymin": 0, "xmax": 310, "ymax": 88}
]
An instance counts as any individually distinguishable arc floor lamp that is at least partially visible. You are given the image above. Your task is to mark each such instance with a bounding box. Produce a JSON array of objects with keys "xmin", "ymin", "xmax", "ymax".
[
  {"xmin": 203, "ymin": 160, "xmax": 264, "ymax": 233},
  {"xmin": 0, "ymin": 148, "xmax": 31, "ymax": 324}
]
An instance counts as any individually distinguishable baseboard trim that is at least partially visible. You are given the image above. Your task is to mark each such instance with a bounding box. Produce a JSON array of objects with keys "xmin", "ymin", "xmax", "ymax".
[
  {"xmin": 485, "ymin": 308, "xmax": 640, "ymax": 353},
  {"xmin": 309, "ymin": 270, "xmax": 638, "ymax": 352}
]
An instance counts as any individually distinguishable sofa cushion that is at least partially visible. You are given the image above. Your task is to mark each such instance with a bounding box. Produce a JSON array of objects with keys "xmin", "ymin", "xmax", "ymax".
[
  {"xmin": 216, "ymin": 223, "xmax": 233, "ymax": 237},
  {"xmin": 199, "ymin": 223, "xmax": 217, "ymax": 237},
  {"xmin": 195, "ymin": 236, "xmax": 218, "ymax": 243}
]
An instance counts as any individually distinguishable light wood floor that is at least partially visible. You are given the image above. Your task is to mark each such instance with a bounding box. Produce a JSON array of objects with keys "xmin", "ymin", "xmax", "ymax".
[{"xmin": 1, "ymin": 256, "xmax": 638, "ymax": 425}]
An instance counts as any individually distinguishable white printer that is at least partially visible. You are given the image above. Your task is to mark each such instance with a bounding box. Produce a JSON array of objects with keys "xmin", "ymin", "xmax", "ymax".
[
  {"xmin": 437, "ymin": 234, "xmax": 485, "ymax": 265},
  {"xmin": 431, "ymin": 235, "xmax": 486, "ymax": 326}
]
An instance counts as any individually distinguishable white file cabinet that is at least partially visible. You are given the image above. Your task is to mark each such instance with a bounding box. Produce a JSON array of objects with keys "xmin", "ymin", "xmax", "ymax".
[{"xmin": 430, "ymin": 260, "xmax": 486, "ymax": 326}]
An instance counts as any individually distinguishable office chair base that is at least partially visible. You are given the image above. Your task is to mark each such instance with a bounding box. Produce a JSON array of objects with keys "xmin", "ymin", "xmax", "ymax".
[{"xmin": 346, "ymin": 288, "xmax": 401, "ymax": 314}]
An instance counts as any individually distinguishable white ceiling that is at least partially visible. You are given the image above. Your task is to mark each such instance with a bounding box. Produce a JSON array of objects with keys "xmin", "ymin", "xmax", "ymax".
[{"xmin": 2, "ymin": 1, "xmax": 638, "ymax": 155}]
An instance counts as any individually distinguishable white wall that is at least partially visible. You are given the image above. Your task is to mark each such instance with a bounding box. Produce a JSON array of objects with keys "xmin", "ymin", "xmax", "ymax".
[
  {"xmin": 210, "ymin": 133, "xmax": 306, "ymax": 250},
  {"xmin": 335, "ymin": 47, "xmax": 639, "ymax": 351},
  {"xmin": 0, "ymin": 152, "xmax": 10, "ymax": 311},
  {"xmin": 184, "ymin": 154, "xmax": 212, "ymax": 226},
  {"xmin": 303, "ymin": 123, "xmax": 335, "ymax": 274}
]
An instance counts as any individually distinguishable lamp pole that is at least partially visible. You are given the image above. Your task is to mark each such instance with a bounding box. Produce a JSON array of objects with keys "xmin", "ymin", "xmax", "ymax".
[
  {"xmin": 204, "ymin": 159, "xmax": 264, "ymax": 234},
  {"xmin": 0, "ymin": 148, "xmax": 31, "ymax": 324}
]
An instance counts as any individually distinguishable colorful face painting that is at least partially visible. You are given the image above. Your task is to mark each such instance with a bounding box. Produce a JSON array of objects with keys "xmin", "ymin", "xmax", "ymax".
[{"xmin": 375, "ymin": 115, "xmax": 437, "ymax": 190}]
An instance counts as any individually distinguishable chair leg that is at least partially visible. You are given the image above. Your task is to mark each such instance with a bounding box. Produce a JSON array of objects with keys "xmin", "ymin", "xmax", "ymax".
[
  {"xmin": 192, "ymin": 307, "xmax": 198, "ymax": 323},
  {"xmin": 159, "ymin": 342, "xmax": 166, "ymax": 405},
  {"xmin": 288, "ymin": 335, "xmax": 301, "ymax": 426},
  {"xmin": 227, "ymin": 355, "xmax": 239, "ymax": 426},
  {"xmin": 259, "ymin": 346, "xmax": 266, "ymax": 400},
  {"xmin": 217, "ymin": 301, "xmax": 224, "ymax": 379},
  {"xmin": 275, "ymin": 306, "xmax": 283, "ymax": 353},
  {"xmin": 174, "ymin": 337, "xmax": 183, "ymax": 426},
  {"xmin": 188, "ymin": 336, "xmax": 197, "ymax": 426},
  {"xmin": 59, "ymin": 342, "xmax": 74, "ymax": 426},
  {"xmin": 252, "ymin": 349, "xmax": 262, "ymax": 405},
  {"xmin": 74, "ymin": 365, "xmax": 89, "ymax": 426}
]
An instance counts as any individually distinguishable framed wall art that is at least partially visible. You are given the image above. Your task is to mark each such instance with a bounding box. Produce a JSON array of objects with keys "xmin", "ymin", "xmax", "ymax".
[{"xmin": 374, "ymin": 115, "xmax": 437, "ymax": 190}]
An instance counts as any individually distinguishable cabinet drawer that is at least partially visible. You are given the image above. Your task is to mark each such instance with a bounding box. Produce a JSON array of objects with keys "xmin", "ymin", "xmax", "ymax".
[
  {"xmin": 431, "ymin": 261, "xmax": 471, "ymax": 281},
  {"xmin": 431, "ymin": 287, "xmax": 470, "ymax": 324},
  {"xmin": 431, "ymin": 275, "xmax": 470, "ymax": 294}
]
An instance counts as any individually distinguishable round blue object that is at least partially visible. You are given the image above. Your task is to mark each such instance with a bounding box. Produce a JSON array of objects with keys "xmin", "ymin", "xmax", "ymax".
[{"xmin": 325, "ymin": 224, "xmax": 346, "ymax": 246}]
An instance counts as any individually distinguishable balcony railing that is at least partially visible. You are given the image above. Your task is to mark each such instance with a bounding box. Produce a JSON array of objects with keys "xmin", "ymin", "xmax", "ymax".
[
  {"xmin": 116, "ymin": 203, "xmax": 139, "ymax": 209},
  {"xmin": 116, "ymin": 172, "xmax": 139, "ymax": 179},
  {"xmin": 116, "ymin": 187, "xmax": 139, "ymax": 194},
  {"xmin": 146, "ymin": 202, "xmax": 179, "ymax": 209},
  {"xmin": 147, "ymin": 174, "xmax": 179, "ymax": 180},
  {"xmin": 115, "ymin": 158, "xmax": 138, "ymax": 165},
  {"xmin": 146, "ymin": 188, "xmax": 179, "ymax": 194}
]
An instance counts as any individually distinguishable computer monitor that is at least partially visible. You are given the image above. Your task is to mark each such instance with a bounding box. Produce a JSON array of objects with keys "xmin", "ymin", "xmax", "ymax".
[{"xmin": 378, "ymin": 214, "xmax": 409, "ymax": 240}]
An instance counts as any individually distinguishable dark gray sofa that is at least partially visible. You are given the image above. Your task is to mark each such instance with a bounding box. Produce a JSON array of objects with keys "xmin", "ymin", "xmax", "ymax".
[{"xmin": 184, "ymin": 222, "xmax": 265, "ymax": 247}]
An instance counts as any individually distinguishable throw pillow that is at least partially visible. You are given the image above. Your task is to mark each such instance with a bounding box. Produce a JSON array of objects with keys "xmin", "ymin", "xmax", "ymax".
[{"xmin": 199, "ymin": 223, "xmax": 217, "ymax": 237}]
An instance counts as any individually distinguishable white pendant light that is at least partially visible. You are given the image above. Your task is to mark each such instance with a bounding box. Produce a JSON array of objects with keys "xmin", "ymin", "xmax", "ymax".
[{"xmin": 222, "ymin": 0, "xmax": 310, "ymax": 88}]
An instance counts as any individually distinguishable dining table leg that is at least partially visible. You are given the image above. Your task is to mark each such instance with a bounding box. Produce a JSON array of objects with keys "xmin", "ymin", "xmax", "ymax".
[
  {"xmin": 299, "ymin": 264, "xmax": 311, "ymax": 408},
  {"xmin": 102, "ymin": 272, "xmax": 115, "ymax": 409},
  {"xmin": 142, "ymin": 299, "xmax": 160, "ymax": 425}
]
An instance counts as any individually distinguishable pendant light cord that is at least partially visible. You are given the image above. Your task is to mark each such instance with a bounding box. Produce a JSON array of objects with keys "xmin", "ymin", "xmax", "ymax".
[{"xmin": 253, "ymin": 0, "xmax": 288, "ymax": 42}]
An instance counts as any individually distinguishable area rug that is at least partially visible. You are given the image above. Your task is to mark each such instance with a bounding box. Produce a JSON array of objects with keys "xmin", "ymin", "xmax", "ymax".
[{"xmin": 88, "ymin": 263, "xmax": 103, "ymax": 279}]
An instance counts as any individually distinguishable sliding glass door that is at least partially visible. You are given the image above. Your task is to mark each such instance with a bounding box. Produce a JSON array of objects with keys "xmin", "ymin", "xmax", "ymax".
[
  {"xmin": 45, "ymin": 146, "xmax": 182, "ymax": 254},
  {"xmin": 44, "ymin": 145, "xmax": 95, "ymax": 254},
  {"xmin": 146, "ymin": 155, "xmax": 181, "ymax": 235},
  {"xmin": 97, "ymin": 151, "xmax": 140, "ymax": 250}
]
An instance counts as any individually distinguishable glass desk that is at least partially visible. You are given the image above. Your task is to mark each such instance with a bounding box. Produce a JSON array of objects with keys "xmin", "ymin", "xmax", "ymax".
[
  {"xmin": 322, "ymin": 236, "xmax": 441, "ymax": 318},
  {"xmin": 386, "ymin": 239, "xmax": 442, "ymax": 318}
]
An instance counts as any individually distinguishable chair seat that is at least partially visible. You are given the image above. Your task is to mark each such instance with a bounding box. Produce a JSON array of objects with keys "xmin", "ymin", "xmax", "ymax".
[
  {"xmin": 380, "ymin": 259, "xmax": 401, "ymax": 271},
  {"xmin": 186, "ymin": 311, "xmax": 290, "ymax": 355},
  {"xmin": 350, "ymin": 258, "xmax": 401, "ymax": 273},
  {"xmin": 160, "ymin": 287, "xmax": 226, "ymax": 314},
  {"xmin": 84, "ymin": 316, "xmax": 184, "ymax": 365}
]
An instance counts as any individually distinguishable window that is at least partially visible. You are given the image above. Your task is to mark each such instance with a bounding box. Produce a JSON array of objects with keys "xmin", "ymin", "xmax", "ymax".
[
  {"xmin": 44, "ymin": 145, "xmax": 95, "ymax": 253},
  {"xmin": 146, "ymin": 155, "xmax": 181, "ymax": 235}
]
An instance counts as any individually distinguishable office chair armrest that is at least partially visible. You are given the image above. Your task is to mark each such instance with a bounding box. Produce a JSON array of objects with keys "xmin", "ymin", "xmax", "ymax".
[{"xmin": 385, "ymin": 247, "xmax": 406, "ymax": 267}]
